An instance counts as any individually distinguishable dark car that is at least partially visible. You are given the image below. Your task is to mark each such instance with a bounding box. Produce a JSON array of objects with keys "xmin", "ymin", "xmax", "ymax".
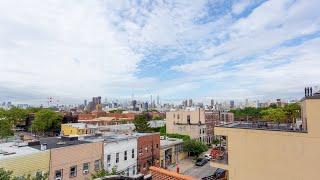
[
  {"xmin": 195, "ymin": 158, "xmax": 208, "ymax": 166},
  {"xmin": 213, "ymin": 168, "xmax": 227, "ymax": 179}
]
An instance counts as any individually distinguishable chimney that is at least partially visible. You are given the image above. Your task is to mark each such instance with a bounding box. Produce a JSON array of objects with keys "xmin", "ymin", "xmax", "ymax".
[{"xmin": 305, "ymin": 87, "xmax": 307, "ymax": 97}]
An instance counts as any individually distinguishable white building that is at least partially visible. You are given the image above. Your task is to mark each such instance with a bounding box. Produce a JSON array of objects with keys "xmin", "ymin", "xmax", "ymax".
[{"xmin": 84, "ymin": 134, "xmax": 138, "ymax": 177}]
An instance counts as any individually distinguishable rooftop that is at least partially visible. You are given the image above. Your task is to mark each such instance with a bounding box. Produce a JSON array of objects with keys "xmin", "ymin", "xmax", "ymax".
[
  {"xmin": 160, "ymin": 138, "xmax": 183, "ymax": 149},
  {"xmin": 29, "ymin": 137, "xmax": 90, "ymax": 150},
  {"xmin": 62, "ymin": 123, "xmax": 98, "ymax": 129},
  {"xmin": 216, "ymin": 122, "xmax": 307, "ymax": 133},
  {"xmin": 83, "ymin": 134, "xmax": 137, "ymax": 143},
  {"xmin": 0, "ymin": 141, "xmax": 40, "ymax": 160}
]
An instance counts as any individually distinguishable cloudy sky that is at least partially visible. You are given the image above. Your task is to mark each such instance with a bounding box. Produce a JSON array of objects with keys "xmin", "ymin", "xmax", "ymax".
[{"xmin": 0, "ymin": 0, "xmax": 320, "ymax": 104}]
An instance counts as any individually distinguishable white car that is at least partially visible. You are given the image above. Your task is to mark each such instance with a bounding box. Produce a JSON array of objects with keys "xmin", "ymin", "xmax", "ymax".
[{"xmin": 204, "ymin": 154, "xmax": 212, "ymax": 161}]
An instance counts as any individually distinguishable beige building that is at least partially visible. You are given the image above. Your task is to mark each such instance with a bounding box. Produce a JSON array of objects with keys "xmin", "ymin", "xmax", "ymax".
[
  {"xmin": 159, "ymin": 138, "xmax": 187, "ymax": 168},
  {"xmin": 166, "ymin": 109, "xmax": 207, "ymax": 142},
  {"xmin": 211, "ymin": 92, "xmax": 320, "ymax": 180}
]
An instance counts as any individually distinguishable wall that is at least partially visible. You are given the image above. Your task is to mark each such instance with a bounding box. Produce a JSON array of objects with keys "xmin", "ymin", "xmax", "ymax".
[
  {"xmin": 137, "ymin": 133, "xmax": 160, "ymax": 175},
  {"xmin": 0, "ymin": 151, "xmax": 50, "ymax": 177},
  {"xmin": 49, "ymin": 142, "xmax": 103, "ymax": 180},
  {"xmin": 103, "ymin": 138, "xmax": 137, "ymax": 176},
  {"xmin": 149, "ymin": 166, "xmax": 196, "ymax": 180},
  {"xmin": 213, "ymin": 127, "xmax": 320, "ymax": 180}
]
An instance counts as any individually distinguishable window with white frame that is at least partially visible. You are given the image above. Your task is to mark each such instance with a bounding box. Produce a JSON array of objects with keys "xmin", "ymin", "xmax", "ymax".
[
  {"xmin": 69, "ymin": 165, "xmax": 77, "ymax": 177},
  {"xmin": 83, "ymin": 162, "xmax": 89, "ymax": 174}
]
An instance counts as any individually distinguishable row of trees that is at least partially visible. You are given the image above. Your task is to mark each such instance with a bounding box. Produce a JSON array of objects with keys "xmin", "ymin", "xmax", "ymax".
[
  {"xmin": 0, "ymin": 168, "xmax": 48, "ymax": 180},
  {"xmin": 230, "ymin": 103, "xmax": 301, "ymax": 124},
  {"xmin": 0, "ymin": 107, "xmax": 62, "ymax": 140}
]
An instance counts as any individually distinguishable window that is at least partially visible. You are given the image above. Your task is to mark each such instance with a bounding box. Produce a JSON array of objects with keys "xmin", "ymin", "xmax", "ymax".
[
  {"xmin": 126, "ymin": 168, "xmax": 129, "ymax": 176},
  {"xmin": 107, "ymin": 154, "xmax": 111, "ymax": 163},
  {"xmin": 199, "ymin": 129, "xmax": 202, "ymax": 134},
  {"xmin": 83, "ymin": 162, "xmax": 89, "ymax": 174},
  {"xmin": 156, "ymin": 144, "xmax": 159, "ymax": 148},
  {"xmin": 55, "ymin": 169, "xmax": 62, "ymax": 179},
  {"xmin": 70, "ymin": 165, "xmax": 77, "ymax": 177},
  {"xmin": 124, "ymin": 151, "xmax": 127, "ymax": 160},
  {"xmin": 94, "ymin": 160, "xmax": 101, "ymax": 171},
  {"xmin": 203, "ymin": 129, "xmax": 205, "ymax": 134},
  {"xmin": 132, "ymin": 149, "xmax": 135, "ymax": 158},
  {"xmin": 187, "ymin": 115, "xmax": 191, "ymax": 124},
  {"xmin": 177, "ymin": 114, "xmax": 180, "ymax": 119},
  {"xmin": 116, "ymin": 153, "xmax": 119, "ymax": 163},
  {"xmin": 133, "ymin": 165, "xmax": 136, "ymax": 175}
]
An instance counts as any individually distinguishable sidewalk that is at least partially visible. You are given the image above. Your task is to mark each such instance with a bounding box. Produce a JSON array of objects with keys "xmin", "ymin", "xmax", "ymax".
[{"xmin": 168, "ymin": 157, "xmax": 195, "ymax": 174}]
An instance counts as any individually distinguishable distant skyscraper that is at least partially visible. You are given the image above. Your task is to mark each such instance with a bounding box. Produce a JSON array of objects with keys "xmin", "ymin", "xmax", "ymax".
[
  {"xmin": 182, "ymin": 100, "xmax": 187, "ymax": 107},
  {"xmin": 211, "ymin": 99, "xmax": 214, "ymax": 107},
  {"xmin": 84, "ymin": 100, "xmax": 87, "ymax": 107},
  {"xmin": 157, "ymin": 95, "xmax": 160, "ymax": 106},
  {"xmin": 188, "ymin": 99, "xmax": 193, "ymax": 107},
  {"xmin": 230, "ymin": 100, "xmax": 235, "ymax": 109}
]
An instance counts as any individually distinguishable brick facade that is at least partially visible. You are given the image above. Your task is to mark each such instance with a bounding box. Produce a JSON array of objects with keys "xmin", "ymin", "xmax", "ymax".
[
  {"xmin": 149, "ymin": 166, "xmax": 196, "ymax": 180},
  {"xmin": 137, "ymin": 133, "xmax": 160, "ymax": 175}
]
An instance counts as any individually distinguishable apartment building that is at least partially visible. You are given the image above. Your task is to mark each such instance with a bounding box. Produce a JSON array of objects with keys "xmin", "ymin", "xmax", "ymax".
[
  {"xmin": 211, "ymin": 91, "xmax": 320, "ymax": 180},
  {"xmin": 33, "ymin": 137, "xmax": 103, "ymax": 180},
  {"xmin": 61, "ymin": 123, "xmax": 98, "ymax": 136},
  {"xmin": 137, "ymin": 133, "xmax": 160, "ymax": 175},
  {"xmin": 84, "ymin": 134, "xmax": 138, "ymax": 177},
  {"xmin": 166, "ymin": 109, "xmax": 233, "ymax": 144},
  {"xmin": 0, "ymin": 141, "xmax": 50, "ymax": 177}
]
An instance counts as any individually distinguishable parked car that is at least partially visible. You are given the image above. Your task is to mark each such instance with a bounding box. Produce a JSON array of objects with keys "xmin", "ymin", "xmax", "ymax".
[
  {"xmin": 204, "ymin": 153, "xmax": 212, "ymax": 161},
  {"xmin": 195, "ymin": 158, "xmax": 208, "ymax": 166},
  {"xmin": 213, "ymin": 168, "xmax": 227, "ymax": 179}
]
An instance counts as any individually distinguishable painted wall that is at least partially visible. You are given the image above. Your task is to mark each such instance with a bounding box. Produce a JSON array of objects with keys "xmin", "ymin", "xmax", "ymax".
[
  {"xmin": 212, "ymin": 98, "xmax": 320, "ymax": 180},
  {"xmin": 103, "ymin": 138, "xmax": 137, "ymax": 176},
  {"xmin": 0, "ymin": 151, "xmax": 50, "ymax": 177},
  {"xmin": 49, "ymin": 142, "xmax": 103, "ymax": 180}
]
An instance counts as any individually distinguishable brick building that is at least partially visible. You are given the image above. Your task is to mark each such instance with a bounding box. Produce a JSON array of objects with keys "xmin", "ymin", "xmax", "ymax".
[{"xmin": 137, "ymin": 133, "xmax": 160, "ymax": 175}]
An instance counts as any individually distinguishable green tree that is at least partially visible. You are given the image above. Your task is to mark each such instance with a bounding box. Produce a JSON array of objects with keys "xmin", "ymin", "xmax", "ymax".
[
  {"xmin": 0, "ymin": 119, "xmax": 13, "ymax": 141},
  {"xmin": 261, "ymin": 108, "xmax": 286, "ymax": 127},
  {"xmin": 184, "ymin": 139, "xmax": 208, "ymax": 157},
  {"xmin": 31, "ymin": 109, "xmax": 62, "ymax": 137},
  {"xmin": 283, "ymin": 103, "xmax": 300, "ymax": 124},
  {"xmin": 6, "ymin": 107, "xmax": 28, "ymax": 125},
  {"xmin": 133, "ymin": 114, "xmax": 151, "ymax": 132},
  {"xmin": 91, "ymin": 167, "xmax": 117, "ymax": 179},
  {"xmin": 0, "ymin": 168, "xmax": 13, "ymax": 180}
]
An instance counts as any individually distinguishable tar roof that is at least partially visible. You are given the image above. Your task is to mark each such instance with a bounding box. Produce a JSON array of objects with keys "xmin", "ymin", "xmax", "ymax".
[{"xmin": 30, "ymin": 137, "xmax": 90, "ymax": 150}]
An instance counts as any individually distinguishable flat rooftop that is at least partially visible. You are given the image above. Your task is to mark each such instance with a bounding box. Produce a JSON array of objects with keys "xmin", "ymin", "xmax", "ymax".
[
  {"xmin": 217, "ymin": 122, "xmax": 307, "ymax": 133},
  {"xmin": 0, "ymin": 141, "xmax": 40, "ymax": 160},
  {"xmin": 83, "ymin": 133, "xmax": 137, "ymax": 143},
  {"xmin": 160, "ymin": 138, "xmax": 183, "ymax": 149},
  {"xmin": 30, "ymin": 137, "xmax": 90, "ymax": 150}
]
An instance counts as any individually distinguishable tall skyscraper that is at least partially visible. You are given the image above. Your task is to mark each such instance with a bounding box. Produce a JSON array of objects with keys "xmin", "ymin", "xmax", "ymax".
[
  {"xmin": 156, "ymin": 95, "xmax": 160, "ymax": 106},
  {"xmin": 188, "ymin": 99, "xmax": 193, "ymax": 107},
  {"xmin": 211, "ymin": 99, "xmax": 214, "ymax": 107},
  {"xmin": 230, "ymin": 100, "xmax": 235, "ymax": 109}
]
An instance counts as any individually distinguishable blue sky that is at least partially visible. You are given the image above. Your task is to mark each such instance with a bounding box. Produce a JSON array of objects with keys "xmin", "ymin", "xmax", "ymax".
[{"xmin": 0, "ymin": 0, "xmax": 320, "ymax": 104}]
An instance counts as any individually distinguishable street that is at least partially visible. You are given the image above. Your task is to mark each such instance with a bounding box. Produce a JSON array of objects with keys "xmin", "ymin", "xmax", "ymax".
[{"xmin": 183, "ymin": 162, "xmax": 216, "ymax": 179}]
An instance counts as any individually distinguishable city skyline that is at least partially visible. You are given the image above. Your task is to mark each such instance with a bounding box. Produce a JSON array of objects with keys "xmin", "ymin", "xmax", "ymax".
[{"xmin": 1, "ymin": 0, "xmax": 320, "ymax": 104}]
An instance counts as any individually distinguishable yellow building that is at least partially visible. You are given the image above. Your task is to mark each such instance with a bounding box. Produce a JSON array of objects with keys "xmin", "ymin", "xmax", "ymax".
[
  {"xmin": 61, "ymin": 123, "xmax": 98, "ymax": 136},
  {"xmin": 0, "ymin": 142, "xmax": 50, "ymax": 177},
  {"xmin": 211, "ymin": 92, "xmax": 320, "ymax": 180}
]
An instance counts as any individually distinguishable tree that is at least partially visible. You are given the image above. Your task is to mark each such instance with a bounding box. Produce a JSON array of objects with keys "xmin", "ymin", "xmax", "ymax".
[
  {"xmin": 133, "ymin": 114, "xmax": 151, "ymax": 132},
  {"xmin": 0, "ymin": 119, "xmax": 13, "ymax": 141},
  {"xmin": 283, "ymin": 103, "xmax": 300, "ymax": 124},
  {"xmin": 184, "ymin": 139, "xmax": 208, "ymax": 157},
  {"xmin": 31, "ymin": 109, "xmax": 62, "ymax": 137},
  {"xmin": 0, "ymin": 168, "xmax": 13, "ymax": 180},
  {"xmin": 91, "ymin": 167, "xmax": 117, "ymax": 179},
  {"xmin": 6, "ymin": 107, "xmax": 28, "ymax": 125},
  {"xmin": 261, "ymin": 108, "xmax": 286, "ymax": 127}
]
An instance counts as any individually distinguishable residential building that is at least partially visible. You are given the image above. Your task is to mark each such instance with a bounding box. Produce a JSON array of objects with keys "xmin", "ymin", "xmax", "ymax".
[
  {"xmin": 159, "ymin": 138, "xmax": 187, "ymax": 168},
  {"xmin": 211, "ymin": 91, "xmax": 320, "ymax": 180},
  {"xmin": 149, "ymin": 166, "xmax": 196, "ymax": 180},
  {"xmin": 166, "ymin": 109, "xmax": 234, "ymax": 144},
  {"xmin": 137, "ymin": 133, "xmax": 160, "ymax": 175},
  {"xmin": 84, "ymin": 134, "xmax": 138, "ymax": 177},
  {"xmin": 61, "ymin": 123, "xmax": 98, "ymax": 136},
  {"xmin": 31, "ymin": 137, "xmax": 103, "ymax": 180},
  {"xmin": 78, "ymin": 117, "xmax": 116, "ymax": 126},
  {"xmin": 0, "ymin": 141, "xmax": 50, "ymax": 177}
]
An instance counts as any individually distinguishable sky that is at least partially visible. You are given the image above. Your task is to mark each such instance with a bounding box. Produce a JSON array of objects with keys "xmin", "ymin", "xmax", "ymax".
[{"xmin": 0, "ymin": 0, "xmax": 320, "ymax": 105}]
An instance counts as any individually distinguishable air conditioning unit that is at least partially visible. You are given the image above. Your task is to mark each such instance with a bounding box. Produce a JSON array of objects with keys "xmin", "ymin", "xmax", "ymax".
[
  {"xmin": 83, "ymin": 170, "xmax": 89, "ymax": 174},
  {"xmin": 55, "ymin": 178, "xmax": 61, "ymax": 180}
]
